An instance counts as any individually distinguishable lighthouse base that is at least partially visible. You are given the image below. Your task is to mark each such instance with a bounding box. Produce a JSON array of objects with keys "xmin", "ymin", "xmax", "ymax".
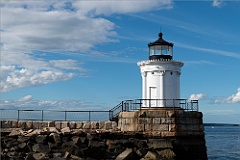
[{"xmin": 118, "ymin": 108, "xmax": 207, "ymax": 159}]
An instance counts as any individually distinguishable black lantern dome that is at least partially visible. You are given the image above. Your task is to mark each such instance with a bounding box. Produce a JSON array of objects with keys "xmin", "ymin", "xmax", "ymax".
[{"xmin": 148, "ymin": 32, "xmax": 173, "ymax": 60}]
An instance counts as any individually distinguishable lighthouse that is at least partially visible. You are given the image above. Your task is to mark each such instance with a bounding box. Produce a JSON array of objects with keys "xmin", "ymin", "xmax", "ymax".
[
  {"xmin": 137, "ymin": 32, "xmax": 183, "ymax": 107},
  {"xmin": 115, "ymin": 32, "xmax": 207, "ymax": 160}
]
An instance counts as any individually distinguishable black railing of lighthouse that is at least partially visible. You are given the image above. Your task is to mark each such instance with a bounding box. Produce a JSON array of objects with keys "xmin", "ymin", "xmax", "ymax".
[
  {"xmin": 1, "ymin": 99, "xmax": 198, "ymax": 121},
  {"xmin": 109, "ymin": 99, "xmax": 198, "ymax": 121}
]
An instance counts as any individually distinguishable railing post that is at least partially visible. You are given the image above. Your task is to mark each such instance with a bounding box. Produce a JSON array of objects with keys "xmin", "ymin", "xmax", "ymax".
[
  {"xmin": 109, "ymin": 110, "xmax": 111, "ymax": 120},
  {"xmin": 111, "ymin": 110, "xmax": 113, "ymax": 120},
  {"xmin": 197, "ymin": 100, "xmax": 199, "ymax": 112},
  {"xmin": 191, "ymin": 100, "xmax": 193, "ymax": 111},
  {"xmin": 185, "ymin": 99, "xmax": 187, "ymax": 111},
  {"xmin": 140, "ymin": 99, "xmax": 142, "ymax": 109},
  {"xmin": 122, "ymin": 101, "xmax": 124, "ymax": 112}
]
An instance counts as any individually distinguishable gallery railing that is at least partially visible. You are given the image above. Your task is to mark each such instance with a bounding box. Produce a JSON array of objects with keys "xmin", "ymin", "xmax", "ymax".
[{"xmin": 109, "ymin": 99, "xmax": 198, "ymax": 120}]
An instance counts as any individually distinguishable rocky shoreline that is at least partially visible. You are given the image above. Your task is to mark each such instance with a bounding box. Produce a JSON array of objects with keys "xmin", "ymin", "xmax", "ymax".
[
  {"xmin": 1, "ymin": 118, "xmax": 207, "ymax": 160},
  {"xmin": 1, "ymin": 127, "xmax": 179, "ymax": 160}
]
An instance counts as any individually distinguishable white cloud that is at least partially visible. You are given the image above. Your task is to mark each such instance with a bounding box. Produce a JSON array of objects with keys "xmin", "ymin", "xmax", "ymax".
[
  {"xmin": 49, "ymin": 59, "xmax": 85, "ymax": 71},
  {"xmin": 1, "ymin": 0, "xmax": 172, "ymax": 93},
  {"xmin": 188, "ymin": 93, "xmax": 206, "ymax": 100},
  {"xmin": 73, "ymin": 0, "xmax": 172, "ymax": 16},
  {"xmin": 215, "ymin": 88, "xmax": 240, "ymax": 104},
  {"xmin": 185, "ymin": 60, "xmax": 215, "ymax": 65},
  {"xmin": 212, "ymin": 0, "xmax": 223, "ymax": 8},
  {"xmin": 0, "ymin": 65, "xmax": 74, "ymax": 93},
  {"xmin": 1, "ymin": 8, "xmax": 116, "ymax": 53},
  {"xmin": 178, "ymin": 43, "xmax": 240, "ymax": 59},
  {"xmin": 18, "ymin": 95, "xmax": 33, "ymax": 101}
]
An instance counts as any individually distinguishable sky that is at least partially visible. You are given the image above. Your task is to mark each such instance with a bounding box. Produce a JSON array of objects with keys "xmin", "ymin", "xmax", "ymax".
[{"xmin": 1, "ymin": 0, "xmax": 240, "ymax": 124}]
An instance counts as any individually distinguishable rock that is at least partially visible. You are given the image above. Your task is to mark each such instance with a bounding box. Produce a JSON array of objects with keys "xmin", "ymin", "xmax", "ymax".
[
  {"xmin": 25, "ymin": 121, "xmax": 33, "ymax": 129},
  {"xmin": 1, "ymin": 120, "xmax": 12, "ymax": 128},
  {"xmin": 72, "ymin": 129, "xmax": 85, "ymax": 136},
  {"xmin": 136, "ymin": 140, "xmax": 148, "ymax": 149},
  {"xmin": 144, "ymin": 151, "xmax": 158, "ymax": 160},
  {"xmin": 62, "ymin": 136, "xmax": 70, "ymax": 143},
  {"xmin": 54, "ymin": 121, "xmax": 61, "ymax": 130},
  {"xmin": 9, "ymin": 129, "xmax": 23, "ymax": 136},
  {"xmin": 41, "ymin": 121, "xmax": 49, "ymax": 128},
  {"xmin": 99, "ymin": 121, "xmax": 105, "ymax": 129},
  {"xmin": 25, "ymin": 129, "xmax": 42, "ymax": 136},
  {"xmin": 62, "ymin": 141, "xmax": 79, "ymax": 155},
  {"xmin": 52, "ymin": 153, "xmax": 62, "ymax": 158},
  {"xmin": 147, "ymin": 139, "xmax": 173, "ymax": 149},
  {"xmin": 95, "ymin": 122, "xmax": 100, "ymax": 129},
  {"xmin": 6, "ymin": 139, "xmax": 19, "ymax": 148},
  {"xmin": 63, "ymin": 151, "xmax": 70, "ymax": 158},
  {"xmin": 42, "ymin": 127, "xmax": 60, "ymax": 134},
  {"xmin": 35, "ymin": 135, "xmax": 47, "ymax": 143},
  {"xmin": 72, "ymin": 136, "xmax": 81, "ymax": 145},
  {"xmin": 50, "ymin": 157, "xmax": 65, "ymax": 160},
  {"xmin": 61, "ymin": 121, "xmax": 69, "ymax": 128},
  {"xmin": 112, "ymin": 121, "xmax": 118, "ymax": 130},
  {"xmin": 70, "ymin": 154, "xmax": 83, "ymax": 160},
  {"xmin": 18, "ymin": 121, "xmax": 26, "ymax": 128},
  {"xmin": 25, "ymin": 153, "xmax": 34, "ymax": 160},
  {"xmin": 91, "ymin": 122, "xmax": 98, "ymax": 129},
  {"xmin": 18, "ymin": 142, "xmax": 29, "ymax": 152},
  {"xmin": 11, "ymin": 120, "xmax": 18, "ymax": 128},
  {"xmin": 49, "ymin": 133, "xmax": 62, "ymax": 144},
  {"xmin": 82, "ymin": 121, "xmax": 91, "ymax": 129},
  {"xmin": 32, "ymin": 153, "xmax": 48, "ymax": 160},
  {"xmin": 83, "ymin": 148, "xmax": 113, "ymax": 159},
  {"xmin": 32, "ymin": 144, "xmax": 50, "ymax": 153},
  {"xmin": 79, "ymin": 136, "xmax": 87, "ymax": 144},
  {"xmin": 115, "ymin": 148, "xmax": 134, "ymax": 160},
  {"xmin": 18, "ymin": 142, "xmax": 26, "ymax": 148},
  {"xmin": 33, "ymin": 121, "xmax": 41, "ymax": 129},
  {"xmin": 69, "ymin": 121, "xmax": 76, "ymax": 129},
  {"xmin": 156, "ymin": 149, "xmax": 176, "ymax": 159},
  {"xmin": 17, "ymin": 136, "xmax": 30, "ymax": 143},
  {"xmin": 27, "ymin": 129, "xmax": 34, "ymax": 133},
  {"xmin": 27, "ymin": 141, "xmax": 33, "ymax": 152},
  {"xmin": 136, "ymin": 149, "xmax": 148, "ymax": 157},
  {"xmin": 7, "ymin": 151, "xmax": 16, "ymax": 158},
  {"xmin": 75, "ymin": 122, "xmax": 83, "ymax": 129},
  {"xmin": 61, "ymin": 127, "xmax": 71, "ymax": 134},
  {"xmin": 88, "ymin": 140, "xmax": 105, "ymax": 148},
  {"xmin": 47, "ymin": 121, "xmax": 55, "ymax": 127},
  {"xmin": 105, "ymin": 121, "xmax": 112, "ymax": 130}
]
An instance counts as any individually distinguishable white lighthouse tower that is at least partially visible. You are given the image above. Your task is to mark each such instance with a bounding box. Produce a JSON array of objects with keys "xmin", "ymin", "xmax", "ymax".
[{"xmin": 137, "ymin": 32, "xmax": 184, "ymax": 107}]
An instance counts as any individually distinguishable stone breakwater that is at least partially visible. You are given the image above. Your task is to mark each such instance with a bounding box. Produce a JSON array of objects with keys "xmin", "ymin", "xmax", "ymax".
[
  {"xmin": 1, "ymin": 119, "xmax": 207, "ymax": 160},
  {"xmin": 1, "ymin": 120, "xmax": 117, "ymax": 131},
  {"xmin": 1, "ymin": 127, "xmax": 181, "ymax": 160}
]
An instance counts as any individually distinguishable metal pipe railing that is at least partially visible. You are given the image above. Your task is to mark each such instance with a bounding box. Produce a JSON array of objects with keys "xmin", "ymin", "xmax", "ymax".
[
  {"xmin": 0, "ymin": 109, "xmax": 111, "ymax": 121},
  {"xmin": 109, "ymin": 99, "xmax": 199, "ymax": 120}
]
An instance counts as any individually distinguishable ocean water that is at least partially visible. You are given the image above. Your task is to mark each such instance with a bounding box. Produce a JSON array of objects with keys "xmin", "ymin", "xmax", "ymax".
[{"xmin": 205, "ymin": 126, "xmax": 240, "ymax": 160}]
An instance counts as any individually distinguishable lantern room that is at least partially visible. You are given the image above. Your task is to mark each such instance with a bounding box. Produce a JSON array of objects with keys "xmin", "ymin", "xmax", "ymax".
[{"xmin": 148, "ymin": 32, "xmax": 173, "ymax": 60}]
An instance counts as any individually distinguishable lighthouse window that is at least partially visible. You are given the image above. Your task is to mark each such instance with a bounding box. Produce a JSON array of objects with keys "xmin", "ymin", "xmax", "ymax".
[
  {"xmin": 170, "ymin": 72, "xmax": 173, "ymax": 75},
  {"xmin": 152, "ymin": 72, "xmax": 154, "ymax": 74}
]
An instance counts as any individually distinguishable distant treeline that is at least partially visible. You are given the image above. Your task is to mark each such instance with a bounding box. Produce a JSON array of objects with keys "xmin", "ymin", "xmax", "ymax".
[{"xmin": 204, "ymin": 123, "xmax": 240, "ymax": 126}]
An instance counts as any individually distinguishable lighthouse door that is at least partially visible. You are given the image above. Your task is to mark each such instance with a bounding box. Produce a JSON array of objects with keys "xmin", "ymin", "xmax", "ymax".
[{"xmin": 149, "ymin": 87, "xmax": 157, "ymax": 107}]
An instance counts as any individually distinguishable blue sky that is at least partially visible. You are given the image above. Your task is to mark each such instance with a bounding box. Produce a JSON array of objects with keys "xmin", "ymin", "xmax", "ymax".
[{"xmin": 1, "ymin": 0, "xmax": 240, "ymax": 124}]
